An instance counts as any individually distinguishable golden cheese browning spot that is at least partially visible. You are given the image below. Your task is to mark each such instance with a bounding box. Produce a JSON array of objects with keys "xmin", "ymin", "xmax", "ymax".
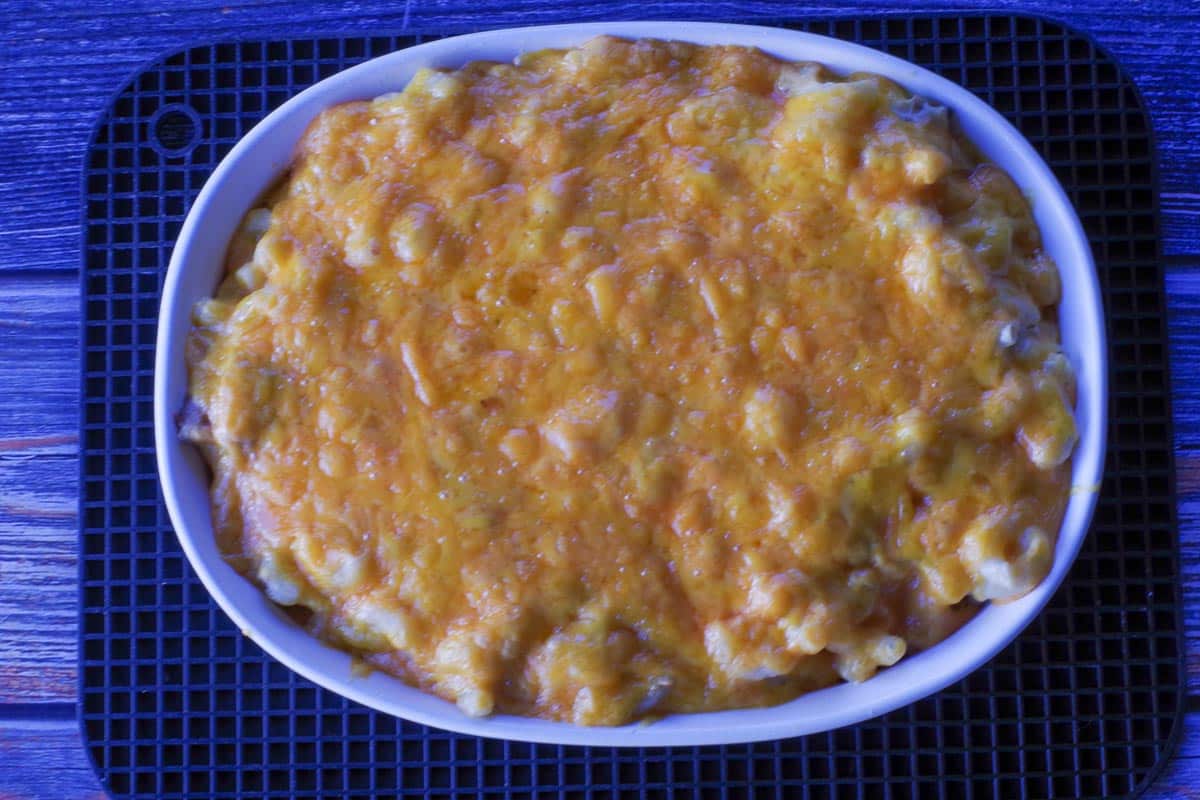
[{"xmin": 185, "ymin": 37, "xmax": 1077, "ymax": 726}]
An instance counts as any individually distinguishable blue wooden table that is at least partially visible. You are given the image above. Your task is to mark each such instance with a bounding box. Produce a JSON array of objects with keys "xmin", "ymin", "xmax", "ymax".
[{"xmin": 2, "ymin": 1, "xmax": 1198, "ymax": 796}]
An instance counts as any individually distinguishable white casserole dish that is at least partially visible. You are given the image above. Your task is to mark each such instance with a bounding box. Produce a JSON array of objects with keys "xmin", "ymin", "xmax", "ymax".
[{"xmin": 154, "ymin": 21, "xmax": 1106, "ymax": 747}]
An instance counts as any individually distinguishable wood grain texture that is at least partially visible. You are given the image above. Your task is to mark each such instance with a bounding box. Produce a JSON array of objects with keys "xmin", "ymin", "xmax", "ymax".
[
  {"xmin": 2, "ymin": 0, "xmax": 1200, "ymax": 279},
  {"xmin": 0, "ymin": 718, "xmax": 105, "ymax": 800},
  {"xmin": 1164, "ymin": 269, "xmax": 1200, "ymax": 690},
  {"xmin": 0, "ymin": 0, "xmax": 1198, "ymax": 796},
  {"xmin": 1167, "ymin": 269, "xmax": 1200, "ymax": 450},
  {"xmin": 0, "ymin": 272, "xmax": 79, "ymax": 704},
  {"xmin": 0, "ymin": 275, "xmax": 78, "ymax": 445},
  {"xmin": 0, "ymin": 482, "xmax": 78, "ymax": 703}
]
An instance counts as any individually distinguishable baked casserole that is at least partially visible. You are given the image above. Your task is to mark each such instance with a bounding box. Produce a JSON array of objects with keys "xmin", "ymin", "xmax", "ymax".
[{"xmin": 182, "ymin": 36, "xmax": 1078, "ymax": 725}]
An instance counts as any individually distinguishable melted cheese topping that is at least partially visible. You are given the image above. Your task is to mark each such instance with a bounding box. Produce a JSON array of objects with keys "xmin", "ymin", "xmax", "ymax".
[{"xmin": 184, "ymin": 37, "xmax": 1077, "ymax": 725}]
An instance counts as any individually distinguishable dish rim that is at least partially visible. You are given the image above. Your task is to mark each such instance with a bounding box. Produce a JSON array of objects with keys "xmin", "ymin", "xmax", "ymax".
[{"xmin": 153, "ymin": 20, "xmax": 1107, "ymax": 747}]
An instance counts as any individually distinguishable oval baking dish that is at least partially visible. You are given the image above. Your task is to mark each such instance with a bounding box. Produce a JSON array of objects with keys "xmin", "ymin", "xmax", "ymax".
[{"xmin": 155, "ymin": 21, "xmax": 1106, "ymax": 747}]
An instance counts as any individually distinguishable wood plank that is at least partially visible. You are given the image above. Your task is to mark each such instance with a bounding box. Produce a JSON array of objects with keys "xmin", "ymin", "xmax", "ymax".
[
  {"xmin": 1166, "ymin": 270, "xmax": 1200, "ymax": 451},
  {"xmin": 0, "ymin": 475, "xmax": 77, "ymax": 704},
  {"xmin": 0, "ymin": 273, "xmax": 79, "ymax": 703},
  {"xmin": 0, "ymin": 717, "xmax": 105, "ymax": 800},
  {"xmin": 0, "ymin": 273, "xmax": 77, "ymax": 447},
  {"xmin": 1178, "ymin": 451, "xmax": 1200, "ymax": 683},
  {"xmin": 0, "ymin": 271, "xmax": 79, "ymax": 448},
  {"xmin": 1, "ymin": 0, "xmax": 1199, "ymax": 277}
]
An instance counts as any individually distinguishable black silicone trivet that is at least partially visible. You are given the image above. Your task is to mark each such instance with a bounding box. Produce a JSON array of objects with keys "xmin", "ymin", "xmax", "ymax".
[{"xmin": 80, "ymin": 14, "xmax": 1184, "ymax": 799}]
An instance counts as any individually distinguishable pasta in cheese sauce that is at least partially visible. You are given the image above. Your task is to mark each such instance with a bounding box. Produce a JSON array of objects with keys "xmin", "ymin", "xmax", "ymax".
[{"xmin": 183, "ymin": 36, "xmax": 1077, "ymax": 725}]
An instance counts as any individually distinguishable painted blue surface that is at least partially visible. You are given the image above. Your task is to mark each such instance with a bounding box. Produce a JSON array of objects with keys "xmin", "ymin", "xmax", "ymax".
[{"xmin": 0, "ymin": 1, "xmax": 1198, "ymax": 797}]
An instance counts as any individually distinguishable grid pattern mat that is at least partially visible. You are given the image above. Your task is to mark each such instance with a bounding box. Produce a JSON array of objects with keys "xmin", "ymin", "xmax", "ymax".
[{"xmin": 80, "ymin": 15, "xmax": 1183, "ymax": 799}]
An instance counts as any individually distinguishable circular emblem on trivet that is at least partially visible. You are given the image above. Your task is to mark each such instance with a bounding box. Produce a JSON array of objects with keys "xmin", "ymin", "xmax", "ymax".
[{"xmin": 148, "ymin": 104, "xmax": 201, "ymax": 158}]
